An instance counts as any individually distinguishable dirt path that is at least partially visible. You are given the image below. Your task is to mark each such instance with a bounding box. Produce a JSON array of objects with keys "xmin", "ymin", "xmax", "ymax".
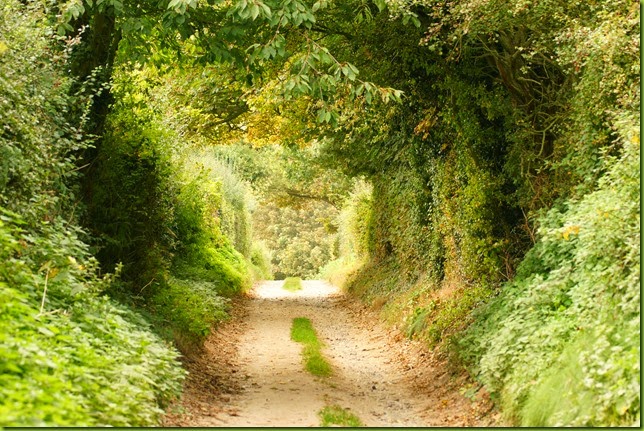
[{"xmin": 164, "ymin": 280, "xmax": 498, "ymax": 427}]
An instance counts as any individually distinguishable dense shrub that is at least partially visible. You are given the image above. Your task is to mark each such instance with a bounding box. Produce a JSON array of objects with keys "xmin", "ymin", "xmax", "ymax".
[
  {"xmin": 183, "ymin": 149, "xmax": 256, "ymax": 259},
  {"xmin": 0, "ymin": 214, "xmax": 184, "ymax": 427},
  {"xmin": 250, "ymin": 240, "xmax": 274, "ymax": 281},
  {"xmin": 0, "ymin": 0, "xmax": 80, "ymax": 219},
  {"xmin": 84, "ymin": 81, "xmax": 176, "ymax": 294},
  {"xmin": 319, "ymin": 182, "xmax": 373, "ymax": 286},
  {"xmin": 458, "ymin": 121, "xmax": 639, "ymax": 426},
  {"xmin": 151, "ymin": 277, "xmax": 229, "ymax": 345},
  {"xmin": 171, "ymin": 157, "xmax": 252, "ymax": 295},
  {"xmin": 0, "ymin": 3, "xmax": 184, "ymax": 425},
  {"xmin": 83, "ymin": 66, "xmax": 258, "ymax": 344},
  {"xmin": 315, "ymin": 0, "xmax": 638, "ymax": 426}
]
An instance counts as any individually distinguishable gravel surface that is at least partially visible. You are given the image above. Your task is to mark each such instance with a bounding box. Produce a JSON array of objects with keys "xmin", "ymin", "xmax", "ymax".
[{"xmin": 164, "ymin": 280, "xmax": 499, "ymax": 427}]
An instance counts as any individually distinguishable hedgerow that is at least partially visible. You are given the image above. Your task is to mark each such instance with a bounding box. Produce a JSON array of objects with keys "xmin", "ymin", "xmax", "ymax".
[
  {"xmin": 458, "ymin": 119, "xmax": 639, "ymax": 426},
  {"xmin": 84, "ymin": 65, "xmax": 256, "ymax": 345},
  {"xmin": 0, "ymin": 3, "xmax": 183, "ymax": 425},
  {"xmin": 0, "ymin": 214, "xmax": 185, "ymax": 427},
  {"xmin": 318, "ymin": 0, "xmax": 639, "ymax": 426}
]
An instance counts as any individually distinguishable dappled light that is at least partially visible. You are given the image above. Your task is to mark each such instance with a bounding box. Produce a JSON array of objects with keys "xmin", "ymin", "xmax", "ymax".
[{"xmin": 0, "ymin": 0, "xmax": 639, "ymax": 427}]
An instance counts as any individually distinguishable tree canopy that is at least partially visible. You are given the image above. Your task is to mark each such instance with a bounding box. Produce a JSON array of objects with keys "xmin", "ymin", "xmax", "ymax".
[{"xmin": 0, "ymin": 0, "xmax": 639, "ymax": 427}]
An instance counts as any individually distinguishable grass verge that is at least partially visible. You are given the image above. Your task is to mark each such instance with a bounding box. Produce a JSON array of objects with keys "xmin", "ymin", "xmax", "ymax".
[
  {"xmin": 283, "ymin": 277, "xmax": 303, "ymax": 292},
  {"xmin": 290, "ymin": 317, "xmax": 332, "ymax": 377},
  {"xmin": 318, "ymin": 405, "xmax": 364, "ymax": 427}
]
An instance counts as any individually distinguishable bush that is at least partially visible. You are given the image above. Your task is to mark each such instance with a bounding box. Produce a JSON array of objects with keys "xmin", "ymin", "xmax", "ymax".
[
  {"xmin": 85, "ymin": 69, "xmax": 254, "ymax": 345},
  {"xmin": 151, "ymin": 277, "xmax": 229, "ymax": 347},
  {"xmin": 0, "ymin": 213, "xmax": 185, "ymax": 427},
  {"xmin": 458, "ymin": 120, "xmax": 640, "ymax": 426},
  {"xmin": 185, "ymin": 149, "xmax": 256, "ymax": 259},
  {"xmin": 172, "ymin": 170, "xmax": 251, "ymax": 296},
  {"xmin": 250, "ymin": 241, "xmax": 274, "ymax": 281},
  {"xmin": 0, "ymin": 4, "xmax": 185, "ymax": 425},
  {"xmin": 85, "ymin": 70, "xmax": 176, "ymax": 295},
  {"xmin": 136, "ymin": 151, "xmax": 253, "ymax": 346}
]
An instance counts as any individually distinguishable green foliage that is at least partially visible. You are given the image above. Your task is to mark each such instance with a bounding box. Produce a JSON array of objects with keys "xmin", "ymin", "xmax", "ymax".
[
  {"xmin": 85, "ymin": 65, "xmax": 255, "ymax": 344},
  {"xmin": 319, "ymin": 182, "xmax": 372, "ymax": 286},
  {"xmin": 183, "ymin": 149, "xmax": 256, "ymax": 259},
  {"xmin": 171, "ymin": 167, "xmax": 251, "ymax": 297},
  {"xmin": 0, "ymin": 3, "xmax": 184, "ymax": 425},
  {"xmin": 283, "ymin": 277, "xmax": 303, "ymax": 291},
  {"xmin": 457, "ymin": 122, "xmax": 640, "ymax": 426},
  {"xmin": 151, "ymin": 277, "xmax": 230, "ymax": 346},
  {"xmin": 254, "ymin": 202, "xmax": 338, "ymax": 279},
  {"xmin": 339, "ymin": 181, "xmax": 375, "ymax": 259},
  {"xmin": 0, "ymin": 212, "xmax": 185, "ymax": 427},
  {"xmin": 0, "ymin": 1, "xmax": 81, "ymax": 220},
  {"xmin": 174, "ymin": 165, "xmax": 248, "ymax": 284},
  {"xmin": 249, "ymin": 240, "xmax": 274, "ymax": 281},
  {"xmin": 318, "ymin": 405, "xmax": 364, "ymax": 427},
  {"xmin": 85, "ymin": 76, "xmax": 176, "ymax": 292},
  {"xmin": 310, "ymin": 2, "xmax": 638, "ymax": 426},
  {"xmin": 149, "ymin": 161, "xmax": 249, "ymax": 343},
  {"xmin": 3, "ymin": 0, "xmax": 639, "ymax": 426},
  {"xmin": 291, "ymin": 317, "xmax": 332, "ymax": 377}
]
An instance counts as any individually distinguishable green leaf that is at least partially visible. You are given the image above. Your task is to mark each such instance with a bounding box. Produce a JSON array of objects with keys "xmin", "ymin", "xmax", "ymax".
[
  {"xmin": 250, "ymin": 3, "xmax": 260, "ymax": 20},
  {"xmin": 168, "ymin": 0, "xmax": 181, "ymax": 9},
  {"xmin": 260, "ymin": 2, "xmax": 271, "ymax": 18},
  {"xmin": 316, "ymin": 108, "xmax": 327, "ymax": 123},
  {"xmin": 37, "ymin": 326, "xmax": 55, "ymax": 337}
]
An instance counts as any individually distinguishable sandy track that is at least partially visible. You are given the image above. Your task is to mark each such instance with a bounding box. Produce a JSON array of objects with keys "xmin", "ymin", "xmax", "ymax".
[{"xmin": 165, "ymin": 280, "xmax": 498, "ymax": 427}]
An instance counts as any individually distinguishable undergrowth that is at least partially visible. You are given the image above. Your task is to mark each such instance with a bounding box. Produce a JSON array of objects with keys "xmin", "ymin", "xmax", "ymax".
[
  {"xmin": 0, "ymin": 213, "xmax": 185, "ymax": 426},
  {"xmin": 89, "ymin": 69, "xmax": 256, "ymax": 347},
  {"xmin": 321, "ymin": 3, "xmax": 639, "ymax": 424},
  {"xmin": 0, "ymin": 4, "xmax": 184, "ymax": 425},
  {"xmin": 150, "ymin": 277, "xmax": 230, "ymax": 350},
  {"xmin": 457, "ymin": 123, "xmax": 640, "ymax": 426},
  {"xmin": 249, "ymin": 241, "xmax": 273, "ymax": 281}
]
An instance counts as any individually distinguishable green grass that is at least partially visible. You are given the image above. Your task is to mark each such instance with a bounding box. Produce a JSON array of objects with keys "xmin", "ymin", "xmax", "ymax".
[
  {"xmin": 318, "ymin": 405, "xmax": 364, "ymax": 427},
  {"xmin": 282, "ymin": 277, "xmax": 303, "ymax": 292},
  {"xmin": 290, "ymin": 317, "xmax": 332, "ymax": 377}
]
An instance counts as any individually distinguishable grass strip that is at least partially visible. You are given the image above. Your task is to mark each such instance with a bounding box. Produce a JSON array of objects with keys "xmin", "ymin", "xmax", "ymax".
[
  {"xmin": 290, "ymin": 317, "xmax": 332, "ymax": 377},
  {"xmin": 282, "ymin": 277, "xmax": 303, "ymax": 292},
  {"xmin": 318, "ymin": 404, "xmax": 364, "ymax": 427}
]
